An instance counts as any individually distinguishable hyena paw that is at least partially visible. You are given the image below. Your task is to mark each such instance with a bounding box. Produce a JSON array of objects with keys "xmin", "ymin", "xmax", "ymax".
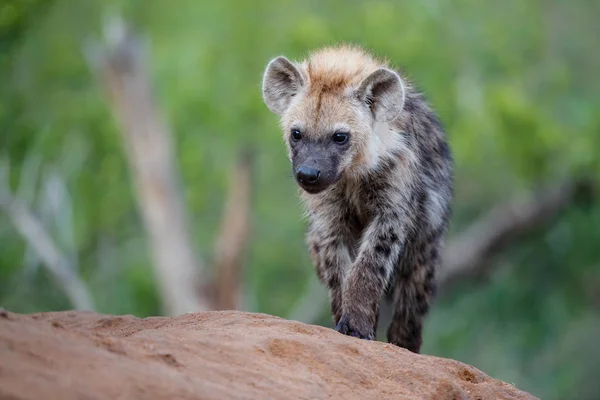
[{"xmin": 334, "ymin": 314, "xmax": 375, "ymax": 340}]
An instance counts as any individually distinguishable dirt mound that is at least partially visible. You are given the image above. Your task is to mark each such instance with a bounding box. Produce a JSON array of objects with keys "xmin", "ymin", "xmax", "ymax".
[{"xmin": 0, "ymin": 309, "xmax": 536, "ymax": 400}]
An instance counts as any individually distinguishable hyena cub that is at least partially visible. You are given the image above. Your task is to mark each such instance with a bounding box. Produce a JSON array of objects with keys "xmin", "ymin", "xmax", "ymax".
[{"xmin": 262, "ymin": 45, "xmax": 453, "ymax": 353}]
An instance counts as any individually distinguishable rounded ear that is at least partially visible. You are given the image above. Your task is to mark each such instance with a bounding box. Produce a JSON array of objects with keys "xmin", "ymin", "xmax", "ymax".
[
  {"xmin": 262, "ymin": 56, "xmax": 304, "ymax": 115},
  {"xmin": 356, "ymin": 68, "xmax": 406, "ymax": 122}
]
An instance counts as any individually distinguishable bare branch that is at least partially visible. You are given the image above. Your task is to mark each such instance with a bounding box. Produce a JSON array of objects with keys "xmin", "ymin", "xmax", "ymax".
[
  {"xmin": 212, "ymin": 150, "xmax": 253, "ymax": 310},
  {"xmin": 87, "ymin": 19, "xmax": 210, "ymax": 315},
  {"xmin": 437, "ymin": 179, "xmax": 583, "ymax": 290},
  {"xmin": 0, "ymin": 191, "xmax": 95, "ymax": 311}
]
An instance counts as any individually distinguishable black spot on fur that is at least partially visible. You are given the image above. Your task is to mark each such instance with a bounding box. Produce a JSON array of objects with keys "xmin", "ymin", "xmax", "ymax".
[
  {"xmin": 426, "ymin": 227, "xmax": 443, "ymax": 244},
  {"xmin": 316, "ymin": 268, "xmax": 326, "ymax": 282},
  {"xmin": 439, "ymin": 140, "xmax": 451, "ymax": 161},
  {"xmin": 399, "ymin": 261, "xmax": 413, "ymax": 279},
  {"xmin": 322, "ymin": 257, "xmax": 335, "ymax": 272},
  {"xmin": 425, "ymin": 267, "xmax": 435, "ymax": 282},
  {"xmin": 422, "ymin": 151, "xmax": 434, "ymax": 167},
  {"xmin": 424, "ymin": 268, "xmax": 436, "ymax": 296},
  {"xmin": 375, "ymin": 244, "xmax": 391, "ymax": 257},
  {"xmin": 416, "ymin": 241, "xmax": 426, "ymax": 256},
  {"xmin": 367, "ymin": 178, "xmax": 390, "ymax": 198},
  {"xmin": 378, "ymin": 157, "xmax": 397, "ymax": 173},
  {"xmin": 403, "ymin": 96, "xmax": 417, "ymax": 113},
  {"xmin": 417, "ymin": 189, "xmax": 428, "ymax": 215},
  {"xmin": 429, "ymin": 247, "xmax": 438, "ymax": 261},
  {"xmin": 415, "ymin": 293, "xmax": 429, "ymax": 314},
  {"xmin": 424, "ymin": 281, "xmax": 436, "ymax": 297},
  {"xmin": 327, "ymin": 274, "xmax": 340, "ymax": 289},
  {"xmin": 425, "ymin": 112, "xmax": 444, "ymax": 133}
]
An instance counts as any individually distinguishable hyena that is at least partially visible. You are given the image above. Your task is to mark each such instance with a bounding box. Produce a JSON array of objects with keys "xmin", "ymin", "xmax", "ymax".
[{"xmin": 261, "ymin": 45, "xmax": 453, "ymax": 353}]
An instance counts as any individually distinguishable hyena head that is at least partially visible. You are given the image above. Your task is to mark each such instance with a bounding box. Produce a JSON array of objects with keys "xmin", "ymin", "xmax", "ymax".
[{"xmin": 262, "ymin": 45, "xmax": 406, "ymax": 194}]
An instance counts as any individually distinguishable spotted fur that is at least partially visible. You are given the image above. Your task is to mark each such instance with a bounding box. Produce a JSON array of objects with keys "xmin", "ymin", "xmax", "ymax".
[{"xmin": 262, "ymin": 45, "xmax": 453, "ymax": 353}]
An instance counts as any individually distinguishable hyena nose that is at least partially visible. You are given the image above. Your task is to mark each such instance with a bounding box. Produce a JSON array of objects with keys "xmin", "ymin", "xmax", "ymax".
[{"xmin": 296, "ymin": 166, "xmax": 321, "ymax": 185}]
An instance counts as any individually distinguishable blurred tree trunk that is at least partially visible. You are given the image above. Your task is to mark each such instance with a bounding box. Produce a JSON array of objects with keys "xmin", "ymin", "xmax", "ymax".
[
  {"xmin": 212, "ymin": 150, "xmax": 253, "ymax": 310},
  {"xmin": 89, "ymin": 21, "xmax": 210, "ymax": 315},
  {"xmin": 88, "ymin": 20, "xmax": 254, "ymax": 315}
]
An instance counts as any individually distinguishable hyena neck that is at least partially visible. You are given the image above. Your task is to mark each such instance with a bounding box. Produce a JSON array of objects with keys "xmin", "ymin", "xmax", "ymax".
[
  {"xmin": 300, "ymin": 170, "xmax": 378, "ymax": 220},
  {"xmin": 353, "ymin": 119, "xmax": 414, "ymax": 175}
]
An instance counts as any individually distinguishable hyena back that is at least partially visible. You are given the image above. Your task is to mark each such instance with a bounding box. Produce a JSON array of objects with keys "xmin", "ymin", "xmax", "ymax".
[{"xmin": 262, "ymin": 45, "xmax": 453, "ymax": 353}]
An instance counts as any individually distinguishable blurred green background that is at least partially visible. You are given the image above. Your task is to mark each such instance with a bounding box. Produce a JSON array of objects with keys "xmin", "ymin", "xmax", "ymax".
[{"xmin": 1, "ymin": 0, "xmax": 600, "ymax": 398}]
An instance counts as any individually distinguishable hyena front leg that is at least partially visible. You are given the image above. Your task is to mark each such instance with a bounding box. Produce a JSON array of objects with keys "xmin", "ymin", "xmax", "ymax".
[
  {"xmin": 306, "ymin": 209, "xmax": 353, "ymax": 326},
  {"xmin": 307, "ymin": 236, "xmax": 350, "ymax": 325},
  {"xmin": 387, "ymin": 240, "xmax": 439, "ymax": 353},
  {"xmin": 338, "ymin": 211, "xmax": 407, "ymax": 340}
]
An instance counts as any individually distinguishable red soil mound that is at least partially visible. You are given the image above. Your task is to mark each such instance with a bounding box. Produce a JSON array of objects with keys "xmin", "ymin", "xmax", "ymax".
[{"xmin": 0, "ymin": 309, "xmax": 537, "ymax": 400}]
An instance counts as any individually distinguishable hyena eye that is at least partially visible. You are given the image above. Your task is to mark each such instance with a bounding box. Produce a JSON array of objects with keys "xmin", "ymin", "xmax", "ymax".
[
  {"xmin": 333, "ymin": 132, "xmax": 349, "ymax": 144},
  {"xmin": 291, "ymin": 129, "xmax": 302, "ymax": 141}
]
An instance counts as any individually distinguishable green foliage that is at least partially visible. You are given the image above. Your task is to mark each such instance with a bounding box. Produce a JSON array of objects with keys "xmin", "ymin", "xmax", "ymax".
[{"xmin": 1, "ymin": 0, "xmax": 599, "ymax": 398}]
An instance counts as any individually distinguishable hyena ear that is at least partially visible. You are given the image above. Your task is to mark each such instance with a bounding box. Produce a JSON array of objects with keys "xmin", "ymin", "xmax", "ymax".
[
  {"xmin": 357, "ymin": 68, "xmax": 406, "ymax": 122},
  {"xmin": 262, "ymin": 56, "xmax": 304, "ymax": 115}
]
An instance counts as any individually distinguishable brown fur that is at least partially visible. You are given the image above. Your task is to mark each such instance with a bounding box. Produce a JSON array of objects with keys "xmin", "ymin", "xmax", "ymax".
[{"xmin": 262, "ymin": 45, "xmax": 453, "ymax": 353}]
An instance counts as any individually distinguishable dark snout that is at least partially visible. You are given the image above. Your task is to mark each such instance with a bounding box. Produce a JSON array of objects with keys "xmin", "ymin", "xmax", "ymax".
[
  {"xmin": 296, "ymin": 166, "xmax": 320, "ymax": 184},
  {"xmin": 295, "ymin": 165, "xmax": 329, "ymax": 193},
  {"xmin": 291, "ymin": 140, "xmax": 343, "ymax": 194}
]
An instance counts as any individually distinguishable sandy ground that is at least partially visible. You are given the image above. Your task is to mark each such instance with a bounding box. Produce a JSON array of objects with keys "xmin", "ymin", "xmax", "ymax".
[{"xmin": 0, "ymin": 309, "xmax": 537, "ymax": 400}]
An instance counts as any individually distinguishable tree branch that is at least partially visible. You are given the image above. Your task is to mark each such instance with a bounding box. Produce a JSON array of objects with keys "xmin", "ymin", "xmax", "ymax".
[
  {"xmin": 0, "ymin": 191, "xmax": 95, "ymax": 311},
  {"xmin": 437, "ymin": 179, "xmax": 584, "ymax": 290}
]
